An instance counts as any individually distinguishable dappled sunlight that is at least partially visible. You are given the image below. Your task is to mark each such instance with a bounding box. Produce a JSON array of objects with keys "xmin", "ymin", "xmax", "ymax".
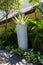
[{"xmin": 0, "ymin": 50, "xmax": 13, "ymax": 64}]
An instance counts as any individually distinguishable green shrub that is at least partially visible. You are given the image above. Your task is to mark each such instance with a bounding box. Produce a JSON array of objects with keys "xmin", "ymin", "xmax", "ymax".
[
  {"xmin": 0, "ymin": 28, "xmax": 18, "ymax": 50},
  {"xmin": 23, "ymin": 49, "xmax": 43, "ymax": 64},
  {"xmin": 27, "ymin": 19, "xmax": 43, "ymax": 51},
  {"xmin": 10, "ymin": 48, "xmax": 43, "ymax": 65}
]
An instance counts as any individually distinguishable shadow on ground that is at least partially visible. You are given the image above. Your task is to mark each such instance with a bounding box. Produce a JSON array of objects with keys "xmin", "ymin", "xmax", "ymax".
[{"xmin": 0, "ymin": 50, "xmax": 34, "ymax": 65}]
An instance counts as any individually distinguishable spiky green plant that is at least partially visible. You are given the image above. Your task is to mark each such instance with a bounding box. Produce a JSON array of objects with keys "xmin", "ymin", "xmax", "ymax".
[{"xmin": 12, "ymin": 15, "xmax": 28, "ymax": 24}]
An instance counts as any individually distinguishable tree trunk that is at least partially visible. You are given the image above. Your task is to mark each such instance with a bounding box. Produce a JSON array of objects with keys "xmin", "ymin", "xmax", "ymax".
[{"xmin": 5, "ymin": 11, "xmax": 8, "ymax": 29}]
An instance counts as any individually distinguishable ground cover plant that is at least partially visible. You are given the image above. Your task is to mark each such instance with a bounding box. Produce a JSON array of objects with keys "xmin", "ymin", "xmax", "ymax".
[{"xmin": 7, "ymin": 48, "xmax": 43, "ymax": 65}]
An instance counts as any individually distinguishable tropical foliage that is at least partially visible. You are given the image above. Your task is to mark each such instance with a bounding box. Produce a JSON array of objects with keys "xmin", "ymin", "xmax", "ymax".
[
  {"xmin": 29, "ymin": 0, "xmax": 40, "ymax": 4},
  {"xmin": 0, "ymin": 0, "xmax": 24, "ymax": 28},
  {"xmin": 0, "ymin": 0, "xmax": 24, "ymax": 11},
  {"xmin": 12, "ymin": 15, "xmax": 28, "ymax": 24},
  {"xmin": 37, "ymin": 2, "xmax": 43, "ymax": 15}
]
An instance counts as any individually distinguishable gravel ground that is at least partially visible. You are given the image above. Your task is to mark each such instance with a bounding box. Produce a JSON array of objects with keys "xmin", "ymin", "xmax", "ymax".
[{"xmin": 0, "ymin": 50, "xmax": 34, "ymax": 65}]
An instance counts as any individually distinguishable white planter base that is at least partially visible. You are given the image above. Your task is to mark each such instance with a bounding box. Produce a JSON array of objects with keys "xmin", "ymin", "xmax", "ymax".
[{"xmin": 16, "ymin": 24, "xmax": 28, "ymax": 50}]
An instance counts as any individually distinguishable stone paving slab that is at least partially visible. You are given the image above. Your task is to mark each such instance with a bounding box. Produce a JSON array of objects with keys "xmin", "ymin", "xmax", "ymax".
[{"xmin": 0, "ymin": 50, "xmax": 34, "ymax": 65}]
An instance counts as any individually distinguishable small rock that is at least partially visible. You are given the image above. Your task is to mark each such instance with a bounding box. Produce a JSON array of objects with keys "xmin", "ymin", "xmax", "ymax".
[
  {"xmin": 19, "ymin": 61, "xmax": 26, "ymax": 65},
  {"xmin": 22, "ymin": 59, "xmax": 27, "ymax": 64},
  {"xmin": 27, "ymin": 63, "xmax": 33, "ymax": 65},
  {"xmin": 16, "ymin": 62, "xmax": 19, "ymax": 65}
]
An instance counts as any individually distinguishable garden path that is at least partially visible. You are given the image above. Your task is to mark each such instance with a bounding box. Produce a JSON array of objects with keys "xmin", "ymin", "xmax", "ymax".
[{"xmin": 0, "ymin": 50, "xmax": 34, "ymax": 65}]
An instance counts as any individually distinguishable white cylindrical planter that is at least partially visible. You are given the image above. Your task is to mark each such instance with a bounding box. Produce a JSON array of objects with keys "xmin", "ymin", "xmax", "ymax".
[{"xmin": 16, "ymin": 24, "xmax": 28, "ymax": 50}]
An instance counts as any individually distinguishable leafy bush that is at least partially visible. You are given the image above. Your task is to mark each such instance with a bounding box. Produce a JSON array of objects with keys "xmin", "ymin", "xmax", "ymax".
[
  {"xmin": 0, "ymin": 28, "xmax": 18, "ymax": 50},
  {"xmin": 27, "ymin": 19, "xmax": 43, "ymax": 51},
  {"xmin": 12, "ymin": 48, "xmax": 24, "ymax": 56},
  {"xmin": 10, "ymin": 48, "xmax": 43, "ymax": 65},
  {"xmin": 23, "ymin": 49, "xmax": 43, "ymax": 65}
]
